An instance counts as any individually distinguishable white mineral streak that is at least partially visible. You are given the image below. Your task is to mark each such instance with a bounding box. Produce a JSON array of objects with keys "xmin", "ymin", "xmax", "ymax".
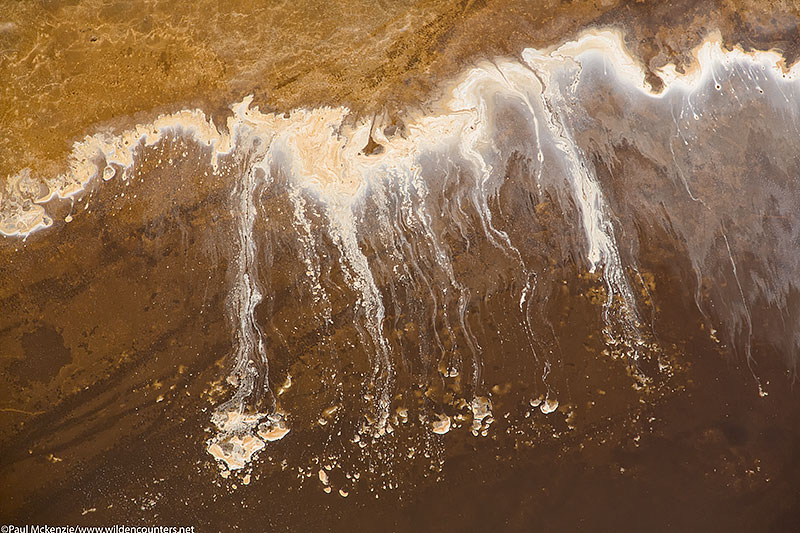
[
  {"xmin": 523, "ymin": 43, "xmax": 646, "ymax": 351},
  {"xmin": 5, "ymin": 30, "xmax": 798, "ymax": 472}
]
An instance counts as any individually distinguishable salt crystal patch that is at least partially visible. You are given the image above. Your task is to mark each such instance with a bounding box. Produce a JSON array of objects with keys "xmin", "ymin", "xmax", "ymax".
[
  {"xmin": 540, "ymin": 398, "xmax": 559, "ymax": 414},
  {"xmin": 207, "ymin": 434, "xmax": 265, "ymax": 471},
  {"xmin": 432, "ymin": 414, "xmax": 451, "ymax": 435}
]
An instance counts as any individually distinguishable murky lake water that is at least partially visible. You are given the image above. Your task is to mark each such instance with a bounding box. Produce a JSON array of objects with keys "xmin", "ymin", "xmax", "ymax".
[{"xmin": 2, "ymin": 1, "xmax": 800, "ymax": 531}]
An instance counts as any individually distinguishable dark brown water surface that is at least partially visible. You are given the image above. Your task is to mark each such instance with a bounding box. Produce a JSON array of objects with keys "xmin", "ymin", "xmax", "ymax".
[{"xmin": 1, "ymin": 2, "xmax": 800, "ymax": 532}]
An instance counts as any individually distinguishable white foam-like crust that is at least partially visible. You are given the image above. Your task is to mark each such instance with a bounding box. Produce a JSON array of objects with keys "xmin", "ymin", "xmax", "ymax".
[
  {"xmin": 257, "ymin": 423, "xmax": 290, "ymax": 442},
  {"xmin": 208, "ymin": 409, "xmax": 291, "ymax": 468},
  {"xmin": 530, "ymin": 28, "xmax": 800, "ymax": 96},
  {"xmin": 540, "ymin": 397, "xmax": 559, "ymax": 415},
  {"xmin": 3, "ymin": 29, "xmax": 797, "ymax": 238},
  {"xmin": 431, "ymin": 413, "xmax": 452, "ymax": 435},
  {"xmin": 470, "ymin": 396, "xmax": 493, "ymax": 435},
  {"xmin": 207, "ymin": 433, "xmax": 265, "ymax": 471}
]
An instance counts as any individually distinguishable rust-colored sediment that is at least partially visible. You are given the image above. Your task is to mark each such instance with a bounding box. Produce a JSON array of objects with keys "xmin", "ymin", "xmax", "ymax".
[{"xmin": 1, "ymin": 0, "xmax": 798, "ymax": 180}]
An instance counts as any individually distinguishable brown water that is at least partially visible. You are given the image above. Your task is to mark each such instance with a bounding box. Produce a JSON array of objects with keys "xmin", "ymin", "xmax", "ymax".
[{"xmin": 1, "ymin": 2, "xmax": 800, "ymax": 531}]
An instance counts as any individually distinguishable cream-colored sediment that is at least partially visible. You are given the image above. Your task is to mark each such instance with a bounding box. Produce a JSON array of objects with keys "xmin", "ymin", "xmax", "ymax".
[
  {"xmin": 540, "ymin": 397, "xmax": 559, "ymax": 414},
  {"xmin": 257, "ymin": 423, "xmax": 291, "ymax": 442},
  {"xmin": 207, "ymin": 433, "xmax": 265, "ymax": 471},
  {"xmin": 211, "ymin": 410, "xmax": 262, "ymax": 435},
  {"xmin": 207, "ymin": 409, "xmax": 289, "ymax": 469},
  {"xmin": 432, "ymin": 413, "xmax": 452, "ymax": 434},
  {"xmin": 470, "ymin": 396, "xmax": 493, "ymax": 436}
]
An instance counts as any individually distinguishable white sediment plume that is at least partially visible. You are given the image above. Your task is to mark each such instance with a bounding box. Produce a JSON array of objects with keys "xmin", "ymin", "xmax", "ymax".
[{"xmin": 6, "ymin": 28, "xmax": 800, "ymax": 471}]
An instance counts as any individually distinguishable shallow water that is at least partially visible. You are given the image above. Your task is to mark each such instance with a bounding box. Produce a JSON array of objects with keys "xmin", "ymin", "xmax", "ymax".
[{"xmin": 2, "ymin": 3, "xmax": 800, "ymax": 531}]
